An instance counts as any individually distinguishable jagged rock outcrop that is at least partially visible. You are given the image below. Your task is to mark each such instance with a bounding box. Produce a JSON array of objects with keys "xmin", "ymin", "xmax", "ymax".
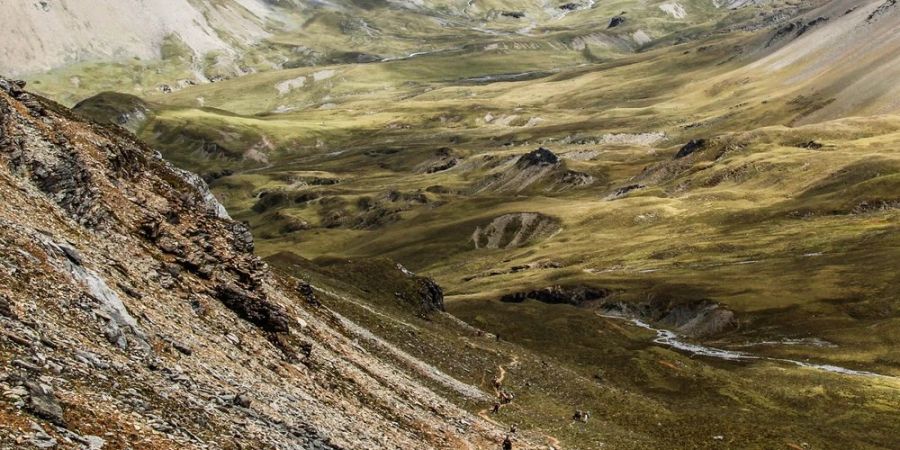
[
  {"xmin": 501, "ymin": 285, "xmax": 610, "ymax": 306},
  {"xmin": 0, "ymin": 78, "xmax": 530, "ymax": 449},
  {"xmin": 23, "ymin": 379, "xmax": 66, "ymax": 427},
  {"xmin": 606, "ymin": 184, "xmax": 646, "ymax": 200},
  {"xmin": 473, "ymin": 147, "xmax": 594, "ymax": 193},
  {"xmin": 415, "ymin": 275, "xmax": 446, "ymax": 314}
]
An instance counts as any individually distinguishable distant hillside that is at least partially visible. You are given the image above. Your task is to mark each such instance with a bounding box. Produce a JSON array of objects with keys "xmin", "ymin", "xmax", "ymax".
[
  {"xmin": 0, "ymin": 0, "xmax": 275, "ymax": 76},
  {"xmin": 748, "ymin": 0, "xmax": 900, "ymax": 121}
]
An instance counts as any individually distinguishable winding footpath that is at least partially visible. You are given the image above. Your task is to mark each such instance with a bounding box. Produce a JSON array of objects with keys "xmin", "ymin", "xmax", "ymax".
[
  {"xmin": 477, "ymin": 355, "xmax": 519, "ymax": 421},
  {"xmin": 475, "ymin": 354, "xmax": 564, "ymax": 449}
]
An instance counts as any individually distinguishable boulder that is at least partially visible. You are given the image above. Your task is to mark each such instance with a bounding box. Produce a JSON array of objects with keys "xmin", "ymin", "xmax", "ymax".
[
  {"xmin": 25, "ymin": 380, "xmax": 66, "ymax": 427},
  {"xmin": 516, "ymin": 147, "xmax": 559, "ymax": 168},
  {"xmin": 416, "ymin": 277, "xmax": 445, "ymax": 313},
  {"xmin": 608, "ymin": 16, "xmax": 626, "ymax": 28},
  {"xmin": 234, "ymin": 393, "xmax": 252, "ymax": 408},
  {"xmin": 0, "ymin": 294, "xmax": 17, "ymax": 319}
]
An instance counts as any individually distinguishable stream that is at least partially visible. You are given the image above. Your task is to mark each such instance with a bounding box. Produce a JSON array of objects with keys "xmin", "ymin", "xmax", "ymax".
[
  {"xmin": 381, "ymin": 48, "xmax": 461, "ymax": 62},
  {"xmin": 456, "ymin": 70, "xmax": 557, "ymax": 84},
  {"xmin": 600, "ymin": 314, "xmax": 895, "ymax": 380}
]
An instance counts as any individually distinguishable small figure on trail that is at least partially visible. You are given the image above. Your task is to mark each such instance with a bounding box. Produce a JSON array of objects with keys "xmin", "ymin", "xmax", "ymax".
[
  {"xmin": 496, "ymin": 333, "xmax": 501, "ymax": 342},
  {"xmin": 572, "ymin": 409, "xmax": 590, "ymax": 423},
  {"xmin": 492, "ymin": 402, "xmax": 501, "ymax": 414},
  {"xmin": 510, "ymin": 424, "xmax": 518, "ymax": 434},
  {"xmin": 492, "ymin": 376, "xmax": 502, "ymax": 389},
  {"xmin": 499, "ymin": 390, "xmax": 514, "ymax": 405},
  {"xmin": 502, "ymin": 435, "xmax": 513, "ymax": 450}
]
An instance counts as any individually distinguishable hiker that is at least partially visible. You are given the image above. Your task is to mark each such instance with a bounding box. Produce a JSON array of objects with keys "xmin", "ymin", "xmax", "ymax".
[
  {"xmin": 573, "ymin": 409, "xmax": 590, "ymax": 423},
  {"xmin": 492, "ymin": 402, "xmax": 501, "ymax": 414},
  {"xmin": 502, "ymin": 435, "xmax": 513, "ymax": 450}
]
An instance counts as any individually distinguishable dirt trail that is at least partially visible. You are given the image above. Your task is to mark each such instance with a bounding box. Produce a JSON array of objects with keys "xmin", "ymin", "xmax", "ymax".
[
  {"xmin": 475, "ymin": 353, "xmax": 563, "ymax": 448},
  {"xmin": 495, "ymin": 356, "xmax": 516, "ymax": 386},
  {"xmin": 477, "ymin": 354, "xmax": 519, "ymax": 419},
  {"xmin": 547, "ymin": 435, "xmax": 562, "ymax": 449}
]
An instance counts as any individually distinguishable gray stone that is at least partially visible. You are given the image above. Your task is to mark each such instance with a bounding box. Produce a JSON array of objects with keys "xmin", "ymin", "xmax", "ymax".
[
  {"xmin": 30, "ymin": 431, "xmax": 58, "ymax": 449},
  {"xmin": 172, "ymin": 340, "xmax": 193, "ymax": 356},
  {"xmin": 104, "ymin": 320, "xmax": 128, "ymax": 349},
  {"xmin": 74, "ymin": 350, "xmax": 110, "ymax": 370},
  {"xmin": 57, "ymin": 244, "xmax": 83, "ymax": 266},
  {"xmin": 25, "ymin": 380, "xmax": 66, "ymax": 426},
  {"xmin": 85, "ymin": 435, "xmax": 106, "ymax": 449},
  {"xmin": 234, "ymin": 393, "xmax": 252, "ymax": 408},
  {"xmin": 0, "ymin": 294, "xmax": 17, "ymax": 319}
]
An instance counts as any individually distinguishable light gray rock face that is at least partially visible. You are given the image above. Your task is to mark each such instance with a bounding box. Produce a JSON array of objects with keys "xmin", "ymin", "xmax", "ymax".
[
  {"xmin": 0, "ymin": 0, "xmax": 275, "ymax": 76},
  {"xmin": 171, "ymin": 166, "xmax": 232, "ymax": 220}
]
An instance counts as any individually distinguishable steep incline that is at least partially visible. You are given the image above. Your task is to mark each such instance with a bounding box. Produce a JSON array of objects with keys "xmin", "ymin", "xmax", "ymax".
[
  {"xmin": 0, "ymin": 78, "xmax": 526, "ymax": 449},
  {"xmin": 744, "ymin": 0, "xmax": 900, "ymax": 122},
  {"xmin": 0, "ymin": 0, "xmax": 276, "ymax": 76}
]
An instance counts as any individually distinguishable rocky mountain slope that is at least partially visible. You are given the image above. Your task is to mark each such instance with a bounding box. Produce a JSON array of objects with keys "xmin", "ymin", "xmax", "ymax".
[
  {"xmin": 0, "ymin": 78, "xmax": 535, "ymax": 449},
  {"xmin": 744, "ymin": 0, "xmax": 900, "ymax": 122}
]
